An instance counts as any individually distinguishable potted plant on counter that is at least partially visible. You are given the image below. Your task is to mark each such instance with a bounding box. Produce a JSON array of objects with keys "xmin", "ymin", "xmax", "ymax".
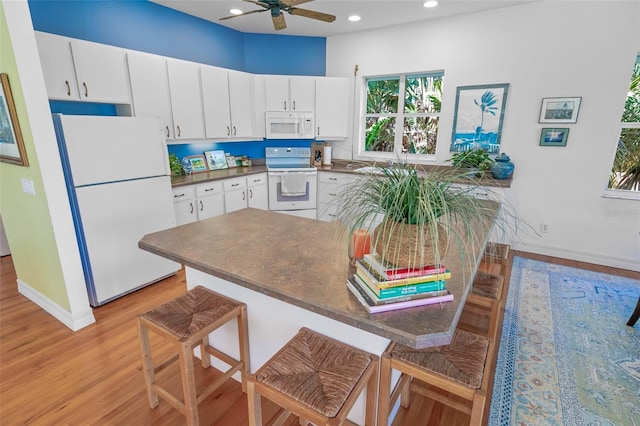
[
  {"xmin": 336, "ymin": 163, "xmax": 517, "ymax": 271},
  {"xmin": 447, "ymin": 148, "xmax": 493, "ymax": 177}
]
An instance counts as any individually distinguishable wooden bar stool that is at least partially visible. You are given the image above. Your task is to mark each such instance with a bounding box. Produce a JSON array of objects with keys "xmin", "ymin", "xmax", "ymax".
[
  {"xmin": 461, "ymin": 271, "xmax": 505, "ymax": 338},
  {"xmin": 378, "ymin": 329, "xmax": 495, "ymax": 426},
  {"xmin": 247, "ymin": 327, "xmax": 379, "ymax": 426},
  {"xmin": 137, "ymin": 285, "xmax": 250, "ymax": 426},
  {"xmin": 481, "ymin": 242, "xmax": 510, "ymax": 276}
]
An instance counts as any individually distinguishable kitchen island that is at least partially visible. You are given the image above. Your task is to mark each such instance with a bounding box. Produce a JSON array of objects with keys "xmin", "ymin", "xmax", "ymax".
[{"xmin": 139, "ymin": 208, "xmax": 496, "ymax": 423}]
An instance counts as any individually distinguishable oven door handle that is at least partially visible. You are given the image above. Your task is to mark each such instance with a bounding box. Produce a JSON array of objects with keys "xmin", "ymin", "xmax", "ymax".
[{"xmin": 268, "ymin": 171, "xmax": 317, "ymax": 177}]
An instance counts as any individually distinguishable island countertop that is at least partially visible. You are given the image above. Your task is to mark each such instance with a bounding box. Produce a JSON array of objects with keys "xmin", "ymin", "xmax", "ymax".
[{"xmin": 139, "ymin": 208, "xmax": 495, "ymax": 349}]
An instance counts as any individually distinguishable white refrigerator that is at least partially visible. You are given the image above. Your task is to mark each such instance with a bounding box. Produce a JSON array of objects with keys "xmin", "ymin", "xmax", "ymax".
[{"xmin": 53, "ymin": 114, "xmax": 180, "ymax": 306}]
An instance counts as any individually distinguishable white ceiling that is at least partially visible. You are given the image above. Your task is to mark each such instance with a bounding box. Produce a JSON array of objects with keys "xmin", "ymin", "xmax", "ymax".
[{"xmin": 150, "ymin": 0, "xmax": 538, "ymax": 37}]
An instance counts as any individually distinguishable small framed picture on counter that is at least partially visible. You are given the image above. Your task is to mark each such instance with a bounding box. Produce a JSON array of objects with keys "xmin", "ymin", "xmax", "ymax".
[
  {"xmin": 204, "ymin": 150, "xmax": 228, "ymax": 170},
  {"xmin": 185, "ymin": 155, "xmax": 209, "ymax": 173}
]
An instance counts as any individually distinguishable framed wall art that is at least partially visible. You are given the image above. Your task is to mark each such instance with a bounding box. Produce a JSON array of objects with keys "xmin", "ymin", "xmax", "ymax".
[
  {"xmin": 450, "ymin": 83, "xmax": 509, "ymax": 153},
  {"xmin": 204, "ymin": 150, "xmax": 228, "ymax": 170},
  {"xmin": 538, "ymin": 97, "xmax": 581, "ymax": 123},
  {"xmin": 0, "ymin": 73, "xmax": 28, "ymax": 166},
  {"xmin": 539, "ymin": 128, "xmax": 569, "ymax": 146},
  {"xmin": 185, "ymin": 155, "xmax": 209, "ymax": 173}
]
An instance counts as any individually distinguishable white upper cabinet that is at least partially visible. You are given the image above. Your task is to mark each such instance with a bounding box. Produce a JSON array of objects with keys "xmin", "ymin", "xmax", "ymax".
[
  {"xmin": 265, "ymin": 75, "xmax": 314, "ymax": 112},
  {"xmin": 35, "ymin": 31, "xmax": 130, "ymax": 104},
  {"xmin": 167, "ymin": 59, "xmax": 205, "ymax": 140},
  {"xmin": 315, "ymin": 77, "xmax": 350, "ymax": 140},
  {"xmin": 201, "ymin": 66, "xmax": 256, "ymax": 139},
  {"xmin": 127, "ymin": 52, "xmax": 174, "ymax": 139}
]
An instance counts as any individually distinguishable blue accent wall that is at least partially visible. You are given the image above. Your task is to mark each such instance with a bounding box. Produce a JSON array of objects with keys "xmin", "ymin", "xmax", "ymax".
[
  {"xmin": 168, "ymin": 139, "xmax": 315, "ymax": 162},
  {"xmin": 244, "ymin": 33, "xmax": 325, "ymax": 75}
]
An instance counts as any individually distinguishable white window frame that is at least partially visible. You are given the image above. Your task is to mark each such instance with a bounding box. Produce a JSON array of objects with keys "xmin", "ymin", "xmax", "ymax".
[{"xmin": 358, "ymin": 71, "xmax": 444, "ymax": 164}]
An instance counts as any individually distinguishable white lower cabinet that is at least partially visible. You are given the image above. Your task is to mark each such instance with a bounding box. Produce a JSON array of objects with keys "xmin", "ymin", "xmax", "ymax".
[
  {"xmin": 223, "ymin": 177, "xmax": 248, "ymax": 213},
  {"xmin": 172, "ymin": 186, "xmax": 197, "ymax": 225},
  {"xmin": 195, "ymin": 181, "xmax": 225, "ymax": 220},
  {"xmin": 247, "ymin": 173, "xmax": 268, "ymax": 210},
  {"xmin": 317, "ymin": 172, "xmax": 353, "ymax": 222},
  {"xmin": 172, "ymin": 181, "xmax": 225, "ymax": 225}
]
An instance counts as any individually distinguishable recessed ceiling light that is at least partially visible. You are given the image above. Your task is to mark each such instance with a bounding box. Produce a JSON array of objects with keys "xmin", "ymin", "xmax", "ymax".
[
  {"xmin": 348, "ymin": 15, "xmax": 361, "ymax": 22},
  {"xmin": 423, "ymin": 0, "xmax": 438, "ymax": 8},
  {"xmin": 229, "ymin": 8, "xmax": 243, "ymax": 15}
]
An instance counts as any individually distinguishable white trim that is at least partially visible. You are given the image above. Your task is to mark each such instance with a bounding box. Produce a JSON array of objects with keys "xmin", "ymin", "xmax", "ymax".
[
  {"xmin": 513, "ymin": 242, "xmax": 640, "ymax": 273},
  {"xmin": 602, "ymin": 188, "xmax": 640, "ymax": 201},
  {"xmin": 17, "ymin": 279, "xmax": 95, "ymax": 331}
]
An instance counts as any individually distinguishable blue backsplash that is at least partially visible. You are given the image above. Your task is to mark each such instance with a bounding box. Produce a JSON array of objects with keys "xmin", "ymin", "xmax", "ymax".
[{"xmin": 168, "ymin": 139, "xmax": 316, "ymax": 162}]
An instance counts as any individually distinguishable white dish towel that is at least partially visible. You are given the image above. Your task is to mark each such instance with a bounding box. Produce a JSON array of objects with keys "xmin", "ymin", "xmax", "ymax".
[{"xmin": 280, "ymin": 173, "xmax": 307, "ymax": 197}]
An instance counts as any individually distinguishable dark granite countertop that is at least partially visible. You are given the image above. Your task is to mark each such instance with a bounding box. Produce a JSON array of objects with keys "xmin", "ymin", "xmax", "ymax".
[
  {"xmin": 171, "ymin": 164, "xmax": 267, "ymax": 188},
  {"xmin": 317, "ymin": 160, "xmax": 512, "ymax": 188},
  {"xmin": 139, "ymin": 207, "xmax": 498, "ymax": 349}
]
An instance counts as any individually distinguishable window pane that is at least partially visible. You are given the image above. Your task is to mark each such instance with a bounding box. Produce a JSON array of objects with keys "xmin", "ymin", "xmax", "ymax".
[
  {"xmin": 622, "ymin": 59, "xmax": 640, "ymax": 123},
  {"xmin": 404, "ymin": 75, "xmax": 442, "ymax": 113},
  {"xmin": 403, "ymin": 116, "xmax": 438, "ymax": 154},
  {"xmin": 609, "ymin": 127, "xmax": 640, "ymax": 190},
  {"xmin": 366, "ymin": 79, "xmax": 399, "ymax": 114},
  {"xmin": 365, "ymin": 116, "xmax": 396, "ymax": 152}
]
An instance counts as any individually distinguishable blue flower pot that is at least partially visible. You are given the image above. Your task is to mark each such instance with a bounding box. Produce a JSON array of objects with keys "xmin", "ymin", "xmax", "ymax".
[{"xmin": 490, "ymin": 153, "xmax": 514, "ymax": 179}]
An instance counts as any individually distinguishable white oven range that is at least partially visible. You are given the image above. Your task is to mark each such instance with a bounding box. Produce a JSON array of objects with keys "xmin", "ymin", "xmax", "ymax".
[{"xmin": 265, "ymin": 147, "xmax": 317, "ymax": 219}]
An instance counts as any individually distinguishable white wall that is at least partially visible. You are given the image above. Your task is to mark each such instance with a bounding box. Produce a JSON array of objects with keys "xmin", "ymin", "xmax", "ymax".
[{"xmin": 325, "ymin": 1, "xmax": 640, "ymax": 271}]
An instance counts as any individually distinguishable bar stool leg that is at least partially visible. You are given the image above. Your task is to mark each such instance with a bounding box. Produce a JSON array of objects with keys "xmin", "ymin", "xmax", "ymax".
[
  {"xmin": 377, "ymin": 353, "xmax": 392, "ymax": 426},
  {"xmin": 201, "ymin": 334, "xmax": 211, "ymax": 368},
  {"xmin": 247, "ymin": 379, "xmax": 262, "ymax": 426},
  {"xmin": 179, "ymin": 342, "xmax": 199, "ymax": 426},
  {"xmin": 365, "ymin": 358, "xmax": 379, "ymax": 426},
  {"xmin": 238, "ymin": 305, "xmax": 250, "ymax": 393},
  {"xmin": 137, "ymin": 320, "xmax": 159, "ymax": 408}
]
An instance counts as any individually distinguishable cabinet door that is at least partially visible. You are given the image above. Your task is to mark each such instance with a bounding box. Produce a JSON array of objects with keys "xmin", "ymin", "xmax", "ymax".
[
  {"xmin": 315, "ymin": 78, "xmax": 349, "ymax": 139},
  {"xmin": 197, "ymin": 193, "xmax": 225, "ymax": 220},
  {"xmin": 289, "ymin": 77, "xmax": 315, "ymax": 112},
  {"xmin": 224, "ymin": 189, "xmax": 247, "ymax": 213},
  {"xmin": 228, "ymin": 71, "xmax": 255, "ymax": 138},
  {"xmin": 127, "ymin": 52, "xmax": 174, "ymax": 140},
  {"xmin": 247, "ymin": 174, "xmax": 268, "ymax": 210},
  {"xmin": 35, "ymin": 32, "xmax": 80, "ymax": 100},
  {"xmin": 70, "ymin": 39, "xmax": 130, "ymax": 104},
  {"xmin": 201, "ymin": 66, "xmax": 232, "ymax": 138},
  {"xmin": 264, "ymin": 75, "xmax": 290, "ymax": 111},
  {"xmin": 167, "ymin": 60, "xmax": 205, "ymax": 140},
  {"xmin": 172, "ymin": 187, "xmax": 197, "ymax": 225}
]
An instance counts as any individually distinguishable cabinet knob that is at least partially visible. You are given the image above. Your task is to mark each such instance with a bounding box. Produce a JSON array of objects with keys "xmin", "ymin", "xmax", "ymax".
[
  {"xmin": 284, "ymin": 100, "xmax": 287, "ymax": 110},
  {"xmin": 293, "ymin": 100, "xmax": 296, "ymax": 110},
  {"xmin": 226, "ymin": 126, "xmax": 230, "ymax": 136},
  {"xmin": 174, "ymin": 193, "xmax": 185, "ymax": 198},
  {"xmin": 242, "ymin": 190, "xmax": 246, "ymax": 201},
  {"xmin": 199, "ymin": 200, "xmax": 203, "ymax": 211},
  {"xmin": 249, "ymin": 189, "xmax": 253, "ymax": 199},
  {"xmin": 82, "ymin": 82, "xmax": 88, "ymax": 98},
  {"xmin": 65, "ymin": 80, "xmax": 71, "ymax": 97},
  {"xmin": 317, "ymin": 126, "xmax": 320, "ymax": 135},
  {"xmin": 233, "ymin": 126, "xmax": 237, "ymax": 136},
  {"xmin": 189, "ymin": 202, "xmax": 193, "ymax": 214},
  {"xmin": 176, "ymin": 125, "xmax": 181, "ymax": 137},
  {"xmin": 165, "ymin": 126, "xmax": 170, "ymax": 138}
]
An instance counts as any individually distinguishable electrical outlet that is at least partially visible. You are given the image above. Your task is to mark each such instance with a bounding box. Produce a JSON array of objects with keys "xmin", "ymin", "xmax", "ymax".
[
  {"xmin": 21, "ymin": 178, "xmax": 35, "ymax": 196},
  {"xmin": 539, "ymin": 222, "xmax": 549, "ymax": 233}
]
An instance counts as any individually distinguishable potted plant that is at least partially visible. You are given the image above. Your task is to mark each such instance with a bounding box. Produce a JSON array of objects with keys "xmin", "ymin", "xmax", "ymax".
[
  {"xmin": 336, "ymin": 164, "xmax": 509, "ymax": 270},
  {"xmin": 447, "ymin": 148, "xmax": 493, "ymax": 177},
  {"xmin": 168, "ymin": 153, "xmax": 183, "ymax": 176}
]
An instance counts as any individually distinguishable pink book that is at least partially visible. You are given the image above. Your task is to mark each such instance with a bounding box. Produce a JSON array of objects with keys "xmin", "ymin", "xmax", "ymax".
[{"xmin": 347, "ymin": 279, "xmax": 454, "ymax": 314}]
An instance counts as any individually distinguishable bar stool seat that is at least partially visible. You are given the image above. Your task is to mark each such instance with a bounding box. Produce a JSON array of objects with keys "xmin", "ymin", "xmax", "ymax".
[
  {"xmin": 378, "ymin": 329, "xmax": 495, "ymax": 426},
  {"xmin": 247, "ymin": 327, "xmax": 379, "ymax": 426},
  {"xmin": 137, "ymin": 285, "xmax": 250, "ymax": 426}
]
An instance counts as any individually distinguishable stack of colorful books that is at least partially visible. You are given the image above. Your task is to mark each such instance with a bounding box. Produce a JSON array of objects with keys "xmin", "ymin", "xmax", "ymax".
[{"xmin": 347, "ymin": 253, "xmax": 454, "ymax": 313}]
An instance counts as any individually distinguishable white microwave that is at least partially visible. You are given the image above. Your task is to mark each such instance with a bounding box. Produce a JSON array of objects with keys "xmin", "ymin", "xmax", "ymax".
[{"xmin": 265, "ymin": 112, "xmax": 314, "ymax": 139}]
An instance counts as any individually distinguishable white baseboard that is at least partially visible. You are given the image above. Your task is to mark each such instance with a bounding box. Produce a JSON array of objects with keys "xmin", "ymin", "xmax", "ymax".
[
  {"xmin": 512, "ymin": 242, "xmax": 640, "ymax": 273},
  {"xmin": 17, "ymin": 279, "xmax": 95, "ymax": 331}
]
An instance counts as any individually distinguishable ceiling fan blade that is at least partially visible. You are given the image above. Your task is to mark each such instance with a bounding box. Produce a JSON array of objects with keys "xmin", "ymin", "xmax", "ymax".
[
  {"xmin": 272, "ymin": 12, "xmax": 287, "ymax": 30},
  {"xmin": 242, "ymin": 0, "xmax": 270, "ymax": 7},
  {"xmin": 220, "ymin": 8, "xmax": 266, "ymax": 20},
  {"xmin": 289, "ymin": 7, "xmax": 336, "ymax": 23},
  {"xmin": 280, "ymin": 0, "xmax": 314, "ymax": 6}
]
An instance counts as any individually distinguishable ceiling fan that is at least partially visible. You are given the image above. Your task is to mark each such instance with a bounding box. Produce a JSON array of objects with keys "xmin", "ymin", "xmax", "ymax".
[{"xmin": 220, "ymin": 0, "xmax": 336, "ymax": 31}]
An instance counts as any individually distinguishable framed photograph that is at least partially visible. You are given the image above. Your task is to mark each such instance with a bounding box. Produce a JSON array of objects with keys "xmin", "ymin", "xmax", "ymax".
[
  {"xmin": 204, "ymin": 150, "xmax": 228, "ymax": 170},
  {"xmin": 450, "ymin": 83, "xmax": 509, "ymax": 153},
  {"xmin": 538, "ymin": 97, "xmax": 581, "ymax": 123},
  {"xmin": 0, "ymin": 73, "xmax": 28, "ymax": 166},
  {"xmin": 185, "ymin": 155, "xmax": 209, "ymax": 173},
  {"xmin": 540, "ymin": 128, "xmax": 569, "ymax": 146},
  {"xmin": 226, "ymin": 154, "xmax": 237, "ymax": 168}
]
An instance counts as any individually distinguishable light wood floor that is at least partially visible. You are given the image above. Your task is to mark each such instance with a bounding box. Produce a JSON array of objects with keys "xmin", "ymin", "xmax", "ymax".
[{"xmin": 0, "ymin": 252, "xmax": 636, "ymax": 425}]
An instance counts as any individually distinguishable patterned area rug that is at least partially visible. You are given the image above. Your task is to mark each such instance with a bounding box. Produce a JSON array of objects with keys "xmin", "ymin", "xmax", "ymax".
[{"xmin": 490, "ymin": 256, "xmax": 640, "ymax": 425}]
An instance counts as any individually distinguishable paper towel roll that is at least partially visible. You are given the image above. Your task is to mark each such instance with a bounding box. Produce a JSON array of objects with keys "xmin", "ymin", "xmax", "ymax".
[{"xmin": 323, "ymin": 145, "xmax": 332, "ymax": 165}]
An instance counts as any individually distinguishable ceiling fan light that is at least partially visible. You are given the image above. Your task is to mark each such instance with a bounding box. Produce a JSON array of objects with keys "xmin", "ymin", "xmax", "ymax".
[
  {"xmin": 229, "ymin": 8, "xmax": 243, "ymax": 15},
  {"xmin": 348, "ymin": 15, "xmax": 361, "ymax": 22},
  {"xmin": 423, "ymin": 0, "xmax": 438, "ymax": 8}
]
